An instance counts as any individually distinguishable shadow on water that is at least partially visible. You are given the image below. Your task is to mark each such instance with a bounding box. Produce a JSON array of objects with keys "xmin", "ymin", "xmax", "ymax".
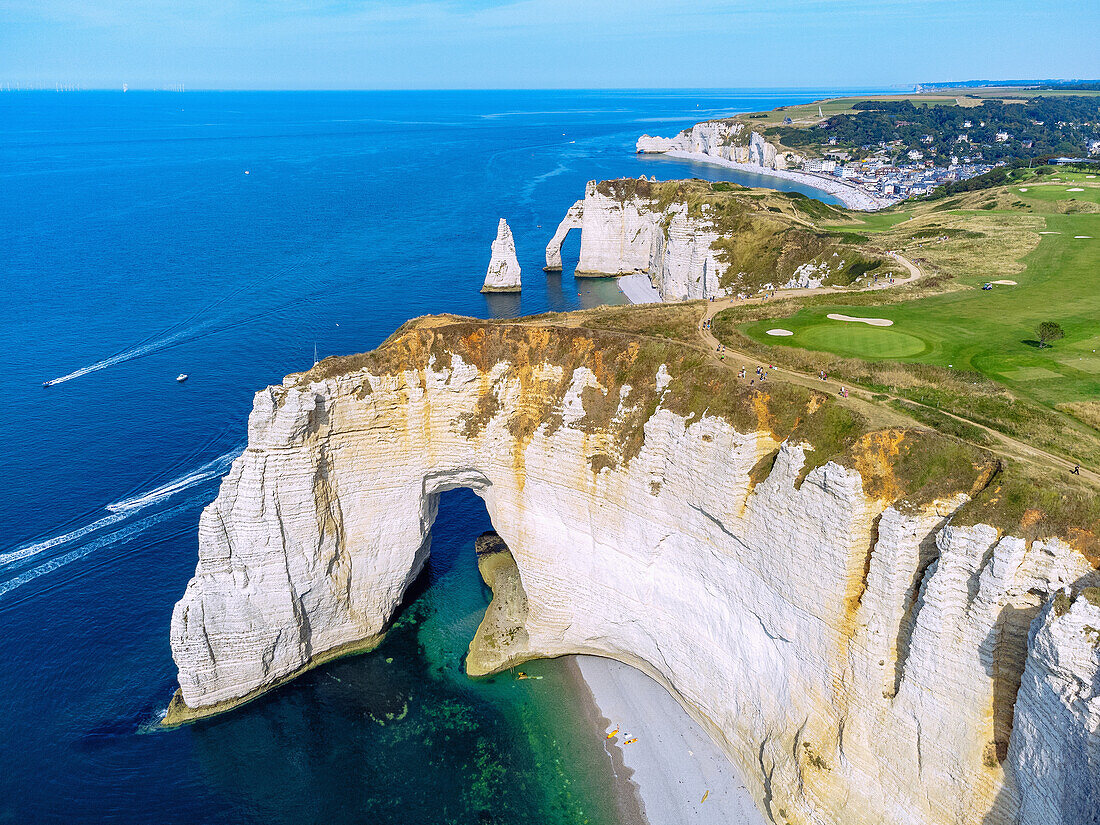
[
  {"xmin": 183, "ymin": 489, "xmax": 621, "ymax": 825},
  {"xmin": 482, "ymin": 291, "xmax": 523, "ymax": 319}
]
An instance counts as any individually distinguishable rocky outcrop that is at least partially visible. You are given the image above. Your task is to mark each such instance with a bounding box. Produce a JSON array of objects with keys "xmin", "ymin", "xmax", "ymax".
[
  {"xmin": 467, "ymin": 532, "xmax": 530, "ymax": 676},
  {"xmin": 168, "ymin": 318, "xmax": 1099, "ymax": 825},
  {"xmin": 544, "ymin": 200, "xmax": 584, "ymax": 271},
  {"xmin": 637, "ymin": 120, "xmax": 799, "ymax": 171},
  {"xmin": 553, "ymin": 179, "xmax": 866, "ymax": 301},
  {"xmin": 1005, "ymin": 589, "xmax": 1100, "ymax": 824},
  {"xmin": 570, "ymin": 179, "xmax": 724, "ymax": 300},
  {"xmin": 481, "ymin": 218, "xmax": 521, "ymax": 292},
  {"xmin": 750, "ymin": 130, "xmax": 778, "ymax": 168}
]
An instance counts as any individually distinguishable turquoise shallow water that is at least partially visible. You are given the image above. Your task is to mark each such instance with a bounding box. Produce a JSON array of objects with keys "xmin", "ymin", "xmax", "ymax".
[{"xmin": 0, "ymin": 89, "xmax": 868, "ymax": 823}]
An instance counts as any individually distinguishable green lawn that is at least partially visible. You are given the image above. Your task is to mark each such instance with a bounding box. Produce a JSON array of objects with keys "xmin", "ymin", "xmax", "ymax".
[
  {"xmin": 820, "ymin": 210, "xmax": 915, "ymax": 232},
  {"xmin": 794, "ymin": 324, "xmax": 930, "ymax": 358},
  {"xmin": 741, "ymin": 187, "xmax": 1100, "ymax": 408},
  {"xmin": 1012, "ymin": 181, "xmax": 1100, "ymax": 206}
]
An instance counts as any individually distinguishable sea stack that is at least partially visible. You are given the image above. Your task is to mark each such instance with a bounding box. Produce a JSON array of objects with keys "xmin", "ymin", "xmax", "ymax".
[{"xmin": 481, "ymin": 218, "xmax": 521, "ymax": 293}]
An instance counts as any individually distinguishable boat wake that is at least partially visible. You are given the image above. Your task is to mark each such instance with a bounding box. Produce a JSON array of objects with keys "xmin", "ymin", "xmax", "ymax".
[
  {"xmin": 107, "ymin": 450, "xmax": 239, "ymax": 513},
  {"xmin": 0, "ymin": 447, "xmax": 241, "ymax": 603},
  {"xmin": 0, "ymin": 510, "xmax": 131, "ymax": 569},
  {"xmin": 0, "ymin": 500, "xmax": 201, "ymax": 602},
  {"xmin": 42, "ymin": 276, "xmax": 328, "ymax": 387},
  {"xmin": 44, "ymin": 326, "xmax": 204, "ymax": 385}
]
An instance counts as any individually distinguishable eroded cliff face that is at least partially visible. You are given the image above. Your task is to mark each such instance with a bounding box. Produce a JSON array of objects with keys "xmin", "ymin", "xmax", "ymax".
[
  {"xmin": 636, "ymin": 120, "xmax": 801, "ymax": 170},
  {"xmin": 169, "ymin": 320, "xmax": 1099, "ymax": 825},
  {"xmin": 547, "ymin": 179, "xmax": 879, "ymax": 301},
  {"xmin": 544, "ymin": 179, "xmax": 726, "ymax": 300}
]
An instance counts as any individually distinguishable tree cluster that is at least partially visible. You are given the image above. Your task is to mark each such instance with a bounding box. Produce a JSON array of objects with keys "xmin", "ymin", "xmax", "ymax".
[{"xmin": 766, "ymin": 96, "xmax": 1100, "ymax": 163}]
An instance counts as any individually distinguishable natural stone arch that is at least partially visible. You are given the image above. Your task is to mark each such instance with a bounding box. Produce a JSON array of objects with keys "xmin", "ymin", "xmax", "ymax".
[
  {"xmin": 543, "ymin": 199, "xmax": 584, "ymax": 271},
  {"xmin": 166, "ymin": 321, "xmax": 1100, "ymax": 825}
]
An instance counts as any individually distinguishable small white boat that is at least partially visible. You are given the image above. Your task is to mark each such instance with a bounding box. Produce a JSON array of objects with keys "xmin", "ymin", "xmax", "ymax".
[{"xmin": 176, "ymin": 374, "xmax": 189, "ymax": 383}]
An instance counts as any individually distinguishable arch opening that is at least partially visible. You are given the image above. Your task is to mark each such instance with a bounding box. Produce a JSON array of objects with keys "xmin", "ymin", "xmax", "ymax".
[{"xmin": 412, "ymin": 477, "xmax": 533, "ymax": 679}]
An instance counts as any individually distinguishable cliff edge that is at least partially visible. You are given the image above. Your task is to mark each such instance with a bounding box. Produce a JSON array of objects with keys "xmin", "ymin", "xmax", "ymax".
[
  {"xmin": 637, "ymin": 120, "xmax": 799, "ymax": 170},
  {"xmin": 167, "ymin": 315, "xmax": 1099, "ymax": 825}
]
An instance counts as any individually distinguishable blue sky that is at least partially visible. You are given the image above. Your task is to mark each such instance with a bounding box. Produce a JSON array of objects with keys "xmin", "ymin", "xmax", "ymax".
[{"xmin": 1, "ymin": 0, "xmax": 1098, "ymax": 89}]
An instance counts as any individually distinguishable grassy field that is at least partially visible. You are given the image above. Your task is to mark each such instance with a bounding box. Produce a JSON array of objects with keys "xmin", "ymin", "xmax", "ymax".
[
  {"xmin": 736, "ymin": 86, "xmax": 1100, "ymax": 127},
  {"xmin": 738, "ymin": 94, "xmax": 960, "ymax": 126},
  {"xmin": 712, "ymin": 179, "xmax": 1100, "ymax": 467},
  {"xmin": 741, "ymin": 191, "xmax": 1100, "ymax": 408},
  {"xmin": 821, "ymin": 210, "xmax": 916, "ymax": 232}
]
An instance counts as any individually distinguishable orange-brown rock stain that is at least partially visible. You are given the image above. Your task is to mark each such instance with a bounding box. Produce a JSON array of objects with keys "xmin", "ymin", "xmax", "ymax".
[
  {"xmin": 750, "ymin": 390, "xmax": 776, "ymax": 437},
  {"xmin": 851, "ymin": 429, "xmax": 906, "ymax": 504},
  {"xmin": 1067, "ymin": 528, "xmax": 1100, "ymax": 567}
]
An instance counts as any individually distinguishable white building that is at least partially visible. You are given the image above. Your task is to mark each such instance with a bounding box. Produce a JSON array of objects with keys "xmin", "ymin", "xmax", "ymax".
[
  {"xmin": 907, "ymin": 149, "xmax": 924, "ymax": 160},
  {"xmin": 802, "ymin": 158, "xmax": 837, "ymax": 173},
  {"xmin": 995, "ymin": 132, "xmax": 1011, "ymax": 143}
]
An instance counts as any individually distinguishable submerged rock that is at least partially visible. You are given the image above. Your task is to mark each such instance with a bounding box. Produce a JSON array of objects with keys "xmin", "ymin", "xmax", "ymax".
[{"xmin": 481, "ymin": 218, "xmax": 521, "ymax": 293}]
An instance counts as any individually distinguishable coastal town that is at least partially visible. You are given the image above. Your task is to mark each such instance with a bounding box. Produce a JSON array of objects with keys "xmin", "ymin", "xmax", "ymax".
[
  {"xmin": 640, "ymin": 90, "xmax": 1100, "ymax": 209},
  {"xmin": 798, "ymin": 146, "xmax": 996, "ymax": 202}
]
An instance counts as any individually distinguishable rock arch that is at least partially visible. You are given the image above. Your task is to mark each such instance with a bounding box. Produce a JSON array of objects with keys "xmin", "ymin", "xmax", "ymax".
[
  {"xmin": 167, "ymin": 321, "xmax": 1099, "ymax": 825},
  {"xmin": 543, "ymin": 199, "xmax": 583, "ymax": 271}
]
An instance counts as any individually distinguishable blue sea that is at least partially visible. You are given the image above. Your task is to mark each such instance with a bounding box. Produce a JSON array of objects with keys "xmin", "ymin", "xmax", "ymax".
[{"xmin": 0, "ymin": 89, "xmax": 865, "ymax": 824}]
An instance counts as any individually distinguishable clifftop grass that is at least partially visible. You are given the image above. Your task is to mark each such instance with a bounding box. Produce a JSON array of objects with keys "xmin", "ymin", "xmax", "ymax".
[{"xmin": 295, "ymin": 316, "xmax": 1067, "ymax": 546}]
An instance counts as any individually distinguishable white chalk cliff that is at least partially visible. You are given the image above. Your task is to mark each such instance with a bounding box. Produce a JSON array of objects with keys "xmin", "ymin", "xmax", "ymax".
[
  {"xmin": 545, "ymin": 180, "xmax": 724, "ymax": 301},
  {"xmin": 168, "ymin": 319, "xmax": 1100, "ymax": 825},
  {"xmin": 546, "ymin": 179, "xmax": 860, "ymax": 301},
  {"xmin": 481, "ymin": 218, "xmax": 521, "ymax": 292},
  {"xmin": 544, "ymin": 200, "xmax": 584, "ymax": 271},
  {"xmin": 637, "ymin": 120, "xmax": 800, "ymax": 171}
]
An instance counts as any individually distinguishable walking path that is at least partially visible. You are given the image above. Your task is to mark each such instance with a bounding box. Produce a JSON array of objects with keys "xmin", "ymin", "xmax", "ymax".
[
  {"xmin": 692, "ymin": 258, "xmax": 1099, "ymax": 485},
  {"xmin": 696, "ymin": 251, "xmax": 922, "ymax": 320}
]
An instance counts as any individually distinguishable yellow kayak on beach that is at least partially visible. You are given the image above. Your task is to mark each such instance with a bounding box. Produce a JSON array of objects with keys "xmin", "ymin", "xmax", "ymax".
[{"xmin": 606, "ymin": 728, "xmax": 618, "ymax": 739}]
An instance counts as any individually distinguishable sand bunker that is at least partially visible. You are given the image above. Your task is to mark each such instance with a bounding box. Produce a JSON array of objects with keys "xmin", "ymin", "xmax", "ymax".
[
  {"xmin": 990, "ymin": 280, "xmax": 1017, "ymax": 285},
  {"xmin": 1075, "ymin": 236, "xmax": 1092, "ymax": 239},
  {"xmin": 827, "ymin": 314, "xmax": 894, "ymax": 327},
  {"xmin": 1038, "ymin": 231, "xmax": 1061, "ymax": 235},
  {"xmin": 1068, "ymin": 187, "xmax": 1084, "ymax": 192},
  {"xmin": 1018, "ymin": 188, "xmax": 1029, "ymax": 192},
  {"xmin": 766, "ymin": 328, "xmax": 794, "ymax": 337}
]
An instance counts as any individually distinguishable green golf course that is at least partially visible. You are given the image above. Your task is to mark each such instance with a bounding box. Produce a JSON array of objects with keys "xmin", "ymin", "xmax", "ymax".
[{"xmin": 741, "ymin": 182, "xmax": 1100, "ymax": 409}]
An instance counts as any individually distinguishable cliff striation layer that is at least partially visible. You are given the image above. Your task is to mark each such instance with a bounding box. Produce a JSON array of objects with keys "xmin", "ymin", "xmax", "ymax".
[
  {"xmin": 637, "ymin": 120, "xmax": 801, "ymax": 170},
  {"xmin": 546, "ymin": 178, "xmax": 888, "ymax": 301},
  {"xmin": 481, "ymin": 218, "xmax": 521, "ymax": 292},
  {"xmin": 168, "ymin": 316, "xmax": 1099, "ymax": 825}
]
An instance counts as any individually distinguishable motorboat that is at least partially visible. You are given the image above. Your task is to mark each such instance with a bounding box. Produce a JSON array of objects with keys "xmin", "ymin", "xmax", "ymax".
[{"xmin": 176, "ymin": 374, "xmax": 189, "ymax": 383}]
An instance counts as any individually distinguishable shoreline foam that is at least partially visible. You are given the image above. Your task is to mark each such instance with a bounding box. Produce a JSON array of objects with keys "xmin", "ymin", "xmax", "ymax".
[{"xmin": 660, "ymin": 150, "xmax": 895, "ymax": 211}]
